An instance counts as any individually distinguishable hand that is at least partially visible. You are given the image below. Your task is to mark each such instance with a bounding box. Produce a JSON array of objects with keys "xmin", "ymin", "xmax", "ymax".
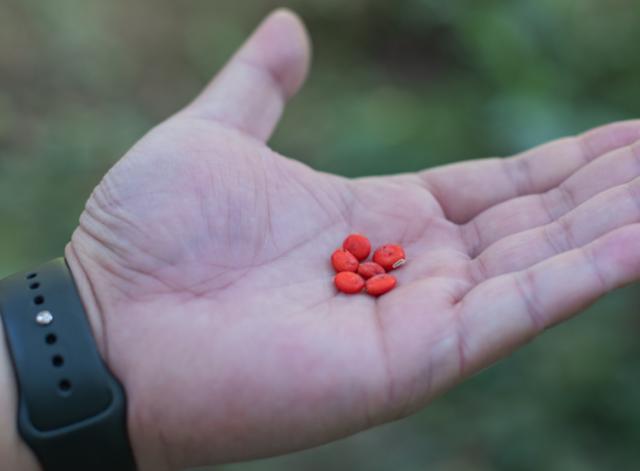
[{"xmin": 65, "ymin": 9, "xmax": 640, "ymax": 470}]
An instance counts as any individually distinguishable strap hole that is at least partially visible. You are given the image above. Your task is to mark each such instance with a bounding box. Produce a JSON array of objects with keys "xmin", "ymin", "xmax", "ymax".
[
  {"xmin": 58, "ymin": 379, "xmax": 72, "ymax": 395},
  {"xmin": 29, "ymin": 282, "xmax": 40, "ymax": 290},
  {"xmin": 52, "ymin": 355, "xmax": 64, "ymax": 367},
  {"xmin": 26, "ymin": 273, "xmax": 37, "ymax": 279},
  {"xmin": 34, "ymin": 295, "xmax": 44, "ymax": 305},
  {"xmin": 45, "ymin": 333, "xmax": 57, "ymax": 345}
]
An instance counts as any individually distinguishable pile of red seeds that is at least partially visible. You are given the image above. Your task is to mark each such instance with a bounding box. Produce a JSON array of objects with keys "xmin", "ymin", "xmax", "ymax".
[{"xmin": 331, "ymin": 233, "xmax": 406, "ymax": 297}]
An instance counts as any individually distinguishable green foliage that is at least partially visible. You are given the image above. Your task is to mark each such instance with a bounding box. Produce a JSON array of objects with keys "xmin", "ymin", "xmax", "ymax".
[{"xmin": 0, "ymin": 1, "xmax": 638, "ymax": 469}]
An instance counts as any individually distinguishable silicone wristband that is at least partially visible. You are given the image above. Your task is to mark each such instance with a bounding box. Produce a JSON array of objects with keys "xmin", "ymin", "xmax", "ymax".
[{"xmin": 0, "ymin": 258, "xmax": 136, "ymax": 471}]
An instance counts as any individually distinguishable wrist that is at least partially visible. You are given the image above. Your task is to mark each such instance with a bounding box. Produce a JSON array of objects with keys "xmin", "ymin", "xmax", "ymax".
[
  {"xmin": 65, "ymin": 240, "xmax": 164, "ymax": 471},
  {"xmin": 0, "ymin": 318, "xmax": 41, "ymax": 471}
]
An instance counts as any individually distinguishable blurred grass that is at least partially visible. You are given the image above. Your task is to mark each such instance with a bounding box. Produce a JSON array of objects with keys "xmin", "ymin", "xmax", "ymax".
[{"xmin": 1, "ymin": 1, "xmax": 639, "ymax": 469}]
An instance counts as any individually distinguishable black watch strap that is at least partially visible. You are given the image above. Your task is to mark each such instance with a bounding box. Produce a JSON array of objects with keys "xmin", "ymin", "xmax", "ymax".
[{"xmin": 0, "ymin": 258, "xmax": 136, "ymax": 471}]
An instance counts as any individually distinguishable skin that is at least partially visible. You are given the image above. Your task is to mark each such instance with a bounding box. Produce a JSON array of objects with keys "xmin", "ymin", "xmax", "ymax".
[{"xmin": 2, "ymin": 8, "xmax": 640, "ymax": 471}]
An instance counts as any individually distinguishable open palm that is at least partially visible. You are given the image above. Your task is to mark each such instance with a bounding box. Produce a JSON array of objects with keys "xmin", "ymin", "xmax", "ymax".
[{"xmin": 65, "ymin": 11, "xmax": 640, "ymax": 471}]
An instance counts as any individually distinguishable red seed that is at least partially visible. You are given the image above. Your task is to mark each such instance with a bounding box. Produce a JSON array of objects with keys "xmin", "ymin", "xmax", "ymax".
[
  {"xmin": 331, "ymin": 248, "xmax": 359, "ymax": 273},
  {"xmin": 334, "ymin": 271, "xmax": 365, "ymax": 294},
  {"xmin": 372, "ymin": 244, "xmax": 406, "ymax": 271},
  {"xmin": 357, "ymin": 261, "xmax": 386, "ymax": 279},
  {"xmin": 365, "ymin": 274, "xmax": 397, "ymax": 297},
  {"xmin": 342, "ymin": 233, "xmax": 371, "ymax": 261}
]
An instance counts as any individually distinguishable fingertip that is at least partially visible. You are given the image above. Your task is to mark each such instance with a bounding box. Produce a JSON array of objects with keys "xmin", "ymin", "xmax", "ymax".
[
  {"xmin": 182, "ymin": 8, "xmax": 312, "ymax": 141},
  {"xmin": 241, "ymin": 8, "xmax": 312, "ymax": 98},
  {"xmin": 591, "ymin": 223, "xmax": 640, "ymax": 286},
  {"xmin": 580, "ymin": 119, "xmax": 640, "ymax": 161}
]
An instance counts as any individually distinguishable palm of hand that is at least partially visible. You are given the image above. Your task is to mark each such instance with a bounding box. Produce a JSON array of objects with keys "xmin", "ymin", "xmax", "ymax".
[
  {"xmin": 67, "ymin": 10, "xmax": 640, "ymax": 470},
  {"xmin": 75, "ymin": 114, "xmax": 461, "ymax": 465}
]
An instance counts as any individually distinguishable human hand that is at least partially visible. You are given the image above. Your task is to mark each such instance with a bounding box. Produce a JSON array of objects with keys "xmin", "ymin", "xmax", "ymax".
[{"xmin": 64, "ymin": 9, "xmax": 640, "ymax": 470}]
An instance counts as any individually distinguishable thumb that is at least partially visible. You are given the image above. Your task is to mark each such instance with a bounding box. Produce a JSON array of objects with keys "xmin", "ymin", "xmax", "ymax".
[{"xmin": 181, "ymin": 9, "xmax": 311, "ymax": 142}]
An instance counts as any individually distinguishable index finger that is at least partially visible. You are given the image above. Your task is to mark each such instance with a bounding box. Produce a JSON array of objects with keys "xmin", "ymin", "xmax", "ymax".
[{"xmin": 421, "ymin": 120, "xmax": 640, "ymax": 224}]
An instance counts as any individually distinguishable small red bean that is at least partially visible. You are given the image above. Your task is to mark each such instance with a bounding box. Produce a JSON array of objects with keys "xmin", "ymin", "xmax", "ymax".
[
  {"xmin": 357, "ymin": 261, "xmax": 386, "ymax": 279},
  {"xmin": 331, "ymin": 248, "xmax": 359, "ymax": 273},
  {"xmin": 365, "ymin": 274, "xmax": 397, "ymax": 297},
  {"xmin": 373, "ymin": 244, "xmax": 406, "ymax": 271},
  {"xmin": 342, "ymin": 233, "xmax": 371, "ymax": 261},
  {"xmin": 334, "ymin": 271, "xmax": 365, "ymax": 294}
]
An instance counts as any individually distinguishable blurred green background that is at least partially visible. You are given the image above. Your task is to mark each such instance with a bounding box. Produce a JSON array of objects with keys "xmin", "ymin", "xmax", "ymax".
[{"xmin": 1, "ymin": 0, "xmax": 640, "ymax": 470}]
